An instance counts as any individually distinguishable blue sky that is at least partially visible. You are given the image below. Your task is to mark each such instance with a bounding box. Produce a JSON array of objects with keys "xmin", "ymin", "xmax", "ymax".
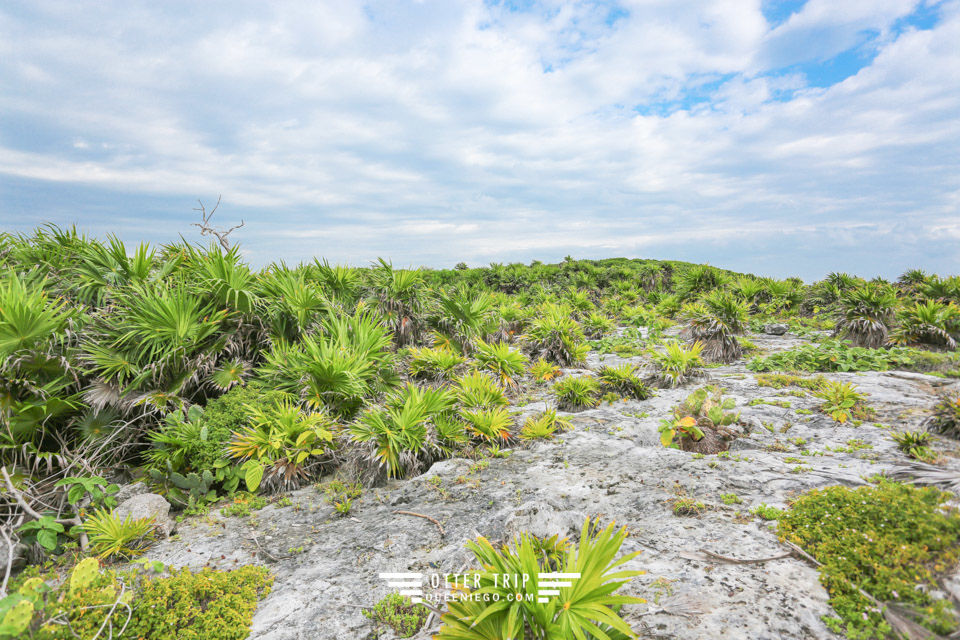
[{"xmin": 0, "ymin": 0, "xmax": 958, "ymax": 281}]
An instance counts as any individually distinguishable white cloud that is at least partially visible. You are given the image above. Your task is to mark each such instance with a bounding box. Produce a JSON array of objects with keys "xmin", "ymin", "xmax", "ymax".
[{"xmin": 0, "ymin": 0, "xmax": 957, "ymax": 279}]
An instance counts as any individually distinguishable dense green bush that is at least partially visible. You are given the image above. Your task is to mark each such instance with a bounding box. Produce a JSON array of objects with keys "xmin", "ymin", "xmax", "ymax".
[
  {"xmin": 779, "ymin": 481, "xmax": 960, "ymax": 639},
  {"xmin": 1, "ymin": 558, "xmax": 272, "ymax": 639}
]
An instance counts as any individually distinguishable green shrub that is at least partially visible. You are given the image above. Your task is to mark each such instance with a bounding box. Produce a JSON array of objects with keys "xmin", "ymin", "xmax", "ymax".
[
  {"xmin": 551, "ymin": 376, "xmax": 600, "ymax": 412},
  {"xmin": 473, "ymin": 339, "xmax": 528, "ymax": 388},
  {"xmin": 407, "ymin": 346, "xmax": 466, "ymax": 381},
  {"xmin": 596, "ymin": 363, "xmax": 651, "ymax": 400},
  {"xmin": 646, "ymin": 341, "xmax": 705, "ymax": 388},
  {"xmin": 364, "ymin": 592, "xmax": 429, "ymax": 638},
  {"xmin": 778, "ymin": 482, "xmax": 960, "ymax": 639},
  {"xmin": 0, "ymin": 559, "xmax": 271, "ymax": 639},
  {"xmin": 127, "ymin": 566, "xmax": 273, "ymax": 640}
]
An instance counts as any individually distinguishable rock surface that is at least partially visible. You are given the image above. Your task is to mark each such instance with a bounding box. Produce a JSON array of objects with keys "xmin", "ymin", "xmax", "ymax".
[
  {"xmin": 763, "ymin": 323, "xmax": 789, "ymax": 335},
  {"xmin": 114, "ymin": 493, "xmax": 175, "ymax": 538},
  {"xmin": 143, "ymin": 330, "xmax": 960, "ymax": 640}
]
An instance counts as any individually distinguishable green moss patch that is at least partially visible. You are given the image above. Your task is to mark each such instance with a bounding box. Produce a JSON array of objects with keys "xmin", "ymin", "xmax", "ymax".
[{"xmin": 778, "ymin": 481, "xmax": 960, "ymax": 639}]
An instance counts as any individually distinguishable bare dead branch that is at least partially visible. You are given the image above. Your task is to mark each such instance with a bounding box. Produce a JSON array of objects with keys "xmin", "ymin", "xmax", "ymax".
[{"xmin": 191, "ymin": 195, "xmax": 244, "ymax": 250}]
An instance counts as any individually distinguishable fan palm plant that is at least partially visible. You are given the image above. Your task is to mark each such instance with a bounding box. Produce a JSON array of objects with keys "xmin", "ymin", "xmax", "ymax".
[
  {"xmin": 454, "ymin": 371, "xmax": 509, "ymax": 410},
  {"xmin": 431, "ymin": 287, "xmax": 495, "ymax": 353},
  {"xmin": 681, "ymin": 290, "xmax": 749, "ymax": 363},
  {"xmin": 525, "ymin": 305, "xmax": 590, "ymax": 367},
  {"xmin": 256, "ymin": 266, "xmax": 330, "ymax": 341},
  {"xmin": 677, "ymin": 265, "xmax": 728, "ymax": 300},
  {"xmin": 889, "ymin": 300, "xmax": 959, "ymax": 349},
  {"xmin": 350, "ymin": 384, "xmax": 459, "ymax": 478},
  {"xmin": 833, "ymin": 284, "xmax": 898, "ymax": 348},
  {"xmin": 313, "ymin": 259, "xmax": 361, "ymax": 307},
  {"xmin": 473, "ymin": 339, "xmax": 528, "ymax": 389},
  {"xmin": 436, "ymin": 518, "xmax": 644, "ymax": 640},
  {"xmin": 0, "ymin": 273, "xmax": 83, "ymax": 444},
  {"xmin": 552, "ymin": 376, "xmax": 600, "ymax": 412},
  {"xmin": 228, "ymin": 400, "xmax": 336, "ymax": 492},
  {"xmin": 408, "ymin": 346, "xmax": 467, "ymax": 382},
  {"xmin": 258, "ymin": 312, "xmax": 397, "ymax": 418},
  {"xmin": 83, "ymin": 280, "xmax": 230, "ymax": 412},
  {"xmin": 646, "ymin": 341, "xmax": 705, "ymax": 388},
  {"xmin": 72, "ymin": 235, "xmax": 159, "ymax": 307},
  {"xmin": 368, "ymin": 259, "xmax": 426, "ymax": 347}
]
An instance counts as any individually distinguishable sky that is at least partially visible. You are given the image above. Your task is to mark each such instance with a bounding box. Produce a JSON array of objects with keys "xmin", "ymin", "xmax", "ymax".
[{"xmin": 0, "ymin": 0, "xmax": 958, "ymax": 281}]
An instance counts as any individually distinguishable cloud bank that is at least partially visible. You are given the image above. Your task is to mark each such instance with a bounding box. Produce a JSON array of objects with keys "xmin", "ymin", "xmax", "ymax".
[{"xmin": 0, "ymin": 0, "xmax": 958, "ymax": 279}]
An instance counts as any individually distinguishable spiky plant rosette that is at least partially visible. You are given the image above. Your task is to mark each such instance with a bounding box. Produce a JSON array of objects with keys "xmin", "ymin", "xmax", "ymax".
[
  {"xmin": 834, "ymin": 284, "xmax": 898, "ymax": 348},
  {"xmin": 680, "ymin": 290, "xmax": 749, "ymax": 364}
]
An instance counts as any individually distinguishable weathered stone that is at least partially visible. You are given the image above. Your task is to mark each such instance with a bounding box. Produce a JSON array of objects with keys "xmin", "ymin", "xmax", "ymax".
[
  {"xmin": 114, "ymin": 493, "xmax": 175, "ymax": 538},
  {"xmin": 114, "ymin": 481, "xmax": 149, "ymax": 503},
  {"xmin": 763, "ymin": 323, "xmax": 789, "ymax": 335}
]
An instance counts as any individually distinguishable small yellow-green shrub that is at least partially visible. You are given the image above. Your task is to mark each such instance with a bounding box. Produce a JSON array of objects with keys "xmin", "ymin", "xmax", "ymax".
[{"xmin": 778, "ymin": 481, "xmax": 960, "ymax": 639}]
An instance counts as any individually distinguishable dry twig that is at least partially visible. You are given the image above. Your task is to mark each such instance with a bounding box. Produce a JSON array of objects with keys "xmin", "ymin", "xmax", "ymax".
[{"xmin": 392, "ymin": 510, "xmax": 445, "ymax": 537}]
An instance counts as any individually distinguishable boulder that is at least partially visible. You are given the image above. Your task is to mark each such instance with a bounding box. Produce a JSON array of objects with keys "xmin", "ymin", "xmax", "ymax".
[
  {"xmin": 114, "ymin": 493, "xmax": 175, "ymax": 538},
  {"xmin": 763, "ymin": 323, "xmax": 789, "ymax": 335},
  {"xmin": 114, "ymin": 481, "xmax": 150, "ymax": 503}
]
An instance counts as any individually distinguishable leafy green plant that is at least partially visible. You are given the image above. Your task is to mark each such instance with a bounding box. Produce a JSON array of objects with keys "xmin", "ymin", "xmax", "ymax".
[
  {"xmin": 520, "ymin": 409, "xmax": 574, "ymax": 440},
  {"xmin": 16, "ymin": 516, "xmax": 65, "ymax": 552},
  {"xmin": 408, "ymin": 346, "xmax": 466, "ymax": 381},
  {"xmin": 646, "ymin": 341, "xmax": 705, "ymax": 388},
  {"xmin": 473, "ymin": 339, "xmax": 528, "ymax": 388},
  {"xmin": 227, "ymin": 400, "xmax": 336, "ymax": 492},
  {"xmin": 596, "ymin": 364, "xmax": 651, "ymax": 400},
  {"xmin": 814, "ymin": 381, "xmax": 866, "ymax": 424},
  {"xmin": 658, "ymin": 386, "xmax": 739, "ymax": 451},
  {"xmin": 529, "ymin": 357, "xmax": 563, "ymax": 383},
  {"xmin": 552, "ymin": 376, "xmax": 601, "ymax": 412},
  {"xmin": 82, "ymin": 508, "xmax": 156, "ymax": 559},
  {"xmin": 890, "ymin": 430, "xmax": 936, "ymax": 462},
  {"xmin": 364, "ymin": 592, "xmax": 430, "ymax": 638},
  {"xmin": 748, "ymin": 340, "xmax": 916, "ymax": 373},
  {"xmin": 778, "ymin": 481, "xmax": 960, "ymax": 639},
  {"xmin": 436, "ymin": 517, "xmax": 645, "ymax": 639},
  {"xmin": 720, "ymin": 493, "xmax": 742, "ymax": 505}
]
